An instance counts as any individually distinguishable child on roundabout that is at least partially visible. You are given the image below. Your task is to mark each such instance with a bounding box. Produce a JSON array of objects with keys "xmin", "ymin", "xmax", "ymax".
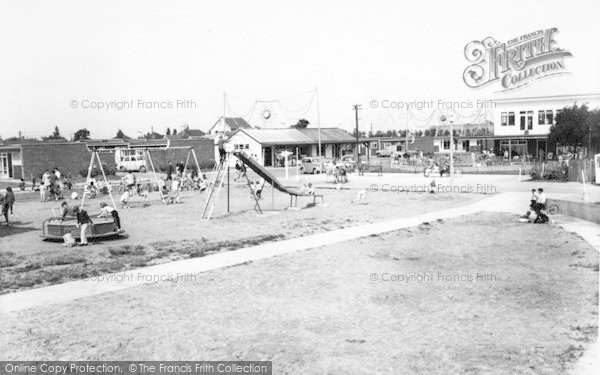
[{"xmin": 98, "ymin": 202, "xmax": 123, "ymax": 232}]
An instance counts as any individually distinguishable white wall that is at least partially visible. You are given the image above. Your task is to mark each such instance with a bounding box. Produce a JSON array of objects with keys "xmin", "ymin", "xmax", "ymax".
[
  {"xmin": 493, "ymin": 95, "xmax": 600, "ymax": 137},
  {"xmin": 227, "ymin": 131, "xmax": 263, "ymax": 165}
]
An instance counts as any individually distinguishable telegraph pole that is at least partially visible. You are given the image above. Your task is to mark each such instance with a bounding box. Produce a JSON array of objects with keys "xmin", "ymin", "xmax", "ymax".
[{"xmin": 353, "ymin": 104, "xmax": 362, "ymax": 167}]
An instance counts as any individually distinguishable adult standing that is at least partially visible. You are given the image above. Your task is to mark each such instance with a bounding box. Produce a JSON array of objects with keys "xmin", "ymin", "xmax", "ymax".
[{"xmin": 166, "ymin": 161, "xmax": 174, "ymax": 181}]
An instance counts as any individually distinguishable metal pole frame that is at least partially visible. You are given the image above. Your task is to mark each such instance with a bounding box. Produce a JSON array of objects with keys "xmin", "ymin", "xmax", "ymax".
[
  {"xmin": 80, "ymin": 150, "xmax": 96, "ymax": 209},
  {"xmin": 145, "ymin": 149, "xmax": 165, "ymax": 204},
  {"xmin": 316, "ymin": 87, "xmax": 322, "ymax": 159},
  {"xmin": 94, "ymin": 151, "xmax": 117, "ymax": 208}
]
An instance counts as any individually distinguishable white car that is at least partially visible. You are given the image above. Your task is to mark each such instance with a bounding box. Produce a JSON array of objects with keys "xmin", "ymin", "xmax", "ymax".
[
  {"xmin": 117, "ymin": 155, "xmax": 147, "ymax": 173},
  {"xmin": 299, "ymin": 157, "xmax": 324, "ymax": 174}
]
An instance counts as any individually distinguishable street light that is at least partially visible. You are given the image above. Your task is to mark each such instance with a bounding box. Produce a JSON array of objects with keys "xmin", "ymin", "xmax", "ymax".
[{"xmin": 448, "ymin": 114, "xmax": 456, "ymax": 187}]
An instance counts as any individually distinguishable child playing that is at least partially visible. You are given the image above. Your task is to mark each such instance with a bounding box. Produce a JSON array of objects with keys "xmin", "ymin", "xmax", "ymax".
[
  {"xmin": 351, "ymin": 188, "xmax": 368, "ymax": 204},
  {"xmin": 99, "ymin": 202, "xmax": 122, "ymax": 231},
  {"xmin": 1, "ymin": 194, "xmax": 9, "ymax": 226},
  {"xmin": 5, "ymin": 187, "xmax": 15, "ymax": 214},
  {"xmin": 75, "ymin": 206, "xmax": 93, "ymax": 246},
  {"xmin": 19, "ymin": 179, "xmax": 26, "ymax": 191},
  {"xmin": 120, "ymin": 190, "xmax": 130, "ymax": 209},
  {"xmin": 170, "ymin": 177, "xmax": 180, "ymax": 203},
  {"xmin": 529, "ymin": 189, "xmax": 538, "ymax": 209}
]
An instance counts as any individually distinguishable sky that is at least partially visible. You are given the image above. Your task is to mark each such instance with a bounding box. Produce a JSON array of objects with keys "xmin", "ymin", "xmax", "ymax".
[{"xmin": 0, "ymin": 0, "xmax": 599, "ymax": 139}]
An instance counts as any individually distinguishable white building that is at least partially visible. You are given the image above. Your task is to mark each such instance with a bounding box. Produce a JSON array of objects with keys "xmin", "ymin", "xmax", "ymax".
[
  {"xmin": 430, "ymin": 93, "xmax": 600, "ymax": 160},
  {"xmin": 227, "ymin": 128, "xmax": 356, "ymax": 166}
]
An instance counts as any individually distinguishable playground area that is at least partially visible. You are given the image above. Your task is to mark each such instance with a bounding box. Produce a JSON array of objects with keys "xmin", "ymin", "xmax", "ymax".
[
  {"xmin": 0, "ymin": 171, "xmax": 487, "ymax": 294},
  {"xmin": 1, "ymin": 154, "xmax": 599, "ymax": 373},
  {"xmin": 1, "ymin": 212, "xmax": 597, "ymax": 374}
]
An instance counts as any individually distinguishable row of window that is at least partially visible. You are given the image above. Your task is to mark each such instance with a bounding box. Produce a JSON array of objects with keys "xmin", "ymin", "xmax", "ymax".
[
  {"xmin": 442, "ymin": 140, "xmax": 470, "ymax": 150},
  {"xmin": 500, "ymin": 109, "xmax": 563, "ymax": 129},
  {"xmin": 233, "ymin": 144, "xmax": 250, "ymax": 150}
]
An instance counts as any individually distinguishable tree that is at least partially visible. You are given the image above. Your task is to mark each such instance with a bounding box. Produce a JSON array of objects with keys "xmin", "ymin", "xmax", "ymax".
[
  {"xmin": 586, "ymin": 109, "xmax": 600, "ymax": 153},
  {"xmin": 181, "ymin": 125, "xmax": 192, "ymax": 137},
  {"xmin": 350, "ymin": 128, "xmax": 366, "ymax": 138},
  {"xmin": 166, "ymin": 127, "xmax": 171, "ymax": 136},
  {"xmin": 115, "ymin": 129, "xmax": 129, "ymax": 139},
  {"xmin": 43, "ymin": 126, "xmax": 66, "ymax": 140},
  {"xmin": 139, "ymin": 131, "xmax": 163, "ymax": 140},
  {"xmin": 291, "ymin": 119, "xmax": 310, "ymax": 128},
  {"xmin": 172, "ymin": 128, "xmax": 178, "ymax": 136},
  {"xmin": 73, "ymin": 128, "xmax": 90, "ymax": 141},
  {"xmin": 549, "ymin": 104, "xmax": 589, "ymax": 154}
]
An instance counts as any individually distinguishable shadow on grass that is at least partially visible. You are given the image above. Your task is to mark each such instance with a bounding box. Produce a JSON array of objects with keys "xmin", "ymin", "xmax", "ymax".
[{"xmin": 0, "ymin": 221, "xmax": 37, "ymax": 238}]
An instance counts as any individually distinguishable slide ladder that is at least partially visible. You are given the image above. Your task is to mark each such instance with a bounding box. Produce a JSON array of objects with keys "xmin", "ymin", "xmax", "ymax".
[{"xmin": 201, "ymin": 153, "xmax": 231, "ymax": 220}]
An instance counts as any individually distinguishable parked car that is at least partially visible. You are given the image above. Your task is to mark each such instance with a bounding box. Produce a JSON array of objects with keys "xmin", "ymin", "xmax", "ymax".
[
  {"xmin": 299, "ymin": 157, "xmax": 325, "ymax": 174},
  {"xmin": 117, "ymin": 155, "xmax": 147, "ymax": 172},
  {"xmin": 375, "ymin": 149, "xmax": 393, "ymax": 157}
]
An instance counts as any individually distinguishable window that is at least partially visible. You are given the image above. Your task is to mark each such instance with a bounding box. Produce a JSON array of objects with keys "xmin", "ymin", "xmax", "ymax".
[
  {"xmin": 370, "ymin": 142, "xmax": 377, "ymax": 149},
  {"xmin": 508, "ymin": 112, "xmax": 515, "ymax": 126},
  {"xmin": 519, "ymin": 111, "xmax": 526, "ymax": 130},
  {"xmin": 501, "ymin": 112, "xmax": 507, "ymax": 126},
  {"xmin": 443, "ymin": 140, "xmax": 450, "ymax": 150},
  {"xmin": 538, "ymin": 110, "xmax": 546, "ymax": 125},
  {"xmin": 545, "ymin": 110, "xmax": 554, "ymax": 124},
  {"xmin": 527, "ymin": 111, "xmax": 533, "ymax": 130},
  {"xmin": 462, "ymin": 140, "xmax": 470, "ymax": 151}
]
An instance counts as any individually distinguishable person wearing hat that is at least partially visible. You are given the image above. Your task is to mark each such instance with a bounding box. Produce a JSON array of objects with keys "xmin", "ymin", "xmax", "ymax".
[{"xmin": 98, "ymin": 202, "xmax": 122, "ymax": 231}]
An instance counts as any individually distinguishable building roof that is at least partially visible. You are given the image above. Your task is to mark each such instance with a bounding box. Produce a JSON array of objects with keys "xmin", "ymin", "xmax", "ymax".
[
  {"xmin": 209, "ymin": 117, "xmax": 252, "ymax": 133},
  {"xmin": 234, "ymin": 128, "xmax": 355, "ymax": 145}
]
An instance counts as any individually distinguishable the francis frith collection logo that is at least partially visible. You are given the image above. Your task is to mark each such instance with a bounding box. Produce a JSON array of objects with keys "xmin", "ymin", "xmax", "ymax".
[{"xmin": 463, "ymin": 27, "xmax": 572, "ymax": 92}]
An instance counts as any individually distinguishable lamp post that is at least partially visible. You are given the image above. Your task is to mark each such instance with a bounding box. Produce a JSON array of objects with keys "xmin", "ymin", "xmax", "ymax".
[
  {"xmin": 353, "ymin": 104, "xmax": 362, "ymax": 171},
  {"xmin": 449, "ymin": 114, "xmax": 455, "ymax": 187}
]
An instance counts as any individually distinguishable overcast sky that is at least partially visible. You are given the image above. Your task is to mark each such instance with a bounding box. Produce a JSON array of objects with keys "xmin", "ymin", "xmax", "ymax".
[{"xmin": 1, "ymin": 0, "xmax": 599, "ymax": 139}]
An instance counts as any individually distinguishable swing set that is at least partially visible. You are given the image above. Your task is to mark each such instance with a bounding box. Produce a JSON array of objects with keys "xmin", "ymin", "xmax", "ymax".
[{"xmin": 40, "ymin": 139, "xmax": 205, "ymax": 241}]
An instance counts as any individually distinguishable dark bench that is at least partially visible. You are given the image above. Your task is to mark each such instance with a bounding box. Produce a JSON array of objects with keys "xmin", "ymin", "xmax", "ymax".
[{"xmin": 289, "ymin": 192, "xmax": 324, "ymax": 207}]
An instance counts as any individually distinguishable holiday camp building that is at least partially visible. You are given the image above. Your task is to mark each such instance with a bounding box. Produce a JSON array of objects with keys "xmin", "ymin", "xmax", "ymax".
[
  {"xmin": 227, "ymin": 128, "xmax": 356, "ymax": 166},
  {"xmin": 432, "ymin": 93, "xmax": 600, "ymax": 159}
]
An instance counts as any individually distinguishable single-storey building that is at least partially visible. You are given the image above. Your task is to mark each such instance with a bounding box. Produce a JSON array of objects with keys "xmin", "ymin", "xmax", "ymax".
[{"xmin": 227, "ymin": 127, "xmax": 356, "ymax": 166}]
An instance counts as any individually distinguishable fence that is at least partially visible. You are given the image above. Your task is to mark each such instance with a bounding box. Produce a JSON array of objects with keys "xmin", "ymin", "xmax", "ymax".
[{"xmin": 375, "ymin": 157, "xmax": 596, "ymax": 182}]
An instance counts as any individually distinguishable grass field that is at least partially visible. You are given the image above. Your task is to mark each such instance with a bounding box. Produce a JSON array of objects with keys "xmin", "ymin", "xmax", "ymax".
[
  {"xmin": 0, "ymin": 179, "xmax": 485, "ymax": 294},
  {"xmin": 1, "ymin": 212, "xmax": 597, "ymax": 374}
]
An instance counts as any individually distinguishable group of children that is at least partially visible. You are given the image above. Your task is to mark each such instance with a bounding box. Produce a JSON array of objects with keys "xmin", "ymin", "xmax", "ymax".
[
  {"xmin": 60, "ymin": 201, "xmax": 122, "ymax": 246},
  {"xmin": 39, "ymin": 168, "xmax": 66, "ymax": 202},
  {"xmin": 520, "ymin": 188, "xmax": 550, "ymax": 224}
]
